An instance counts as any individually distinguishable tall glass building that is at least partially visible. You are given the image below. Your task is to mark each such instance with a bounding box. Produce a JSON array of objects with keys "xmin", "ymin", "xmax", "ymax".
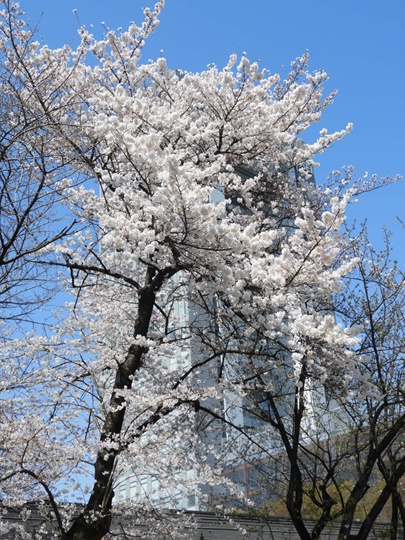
[{"xmin": 114, "ymin": 162, "xmax": 327, "ymax": 511}]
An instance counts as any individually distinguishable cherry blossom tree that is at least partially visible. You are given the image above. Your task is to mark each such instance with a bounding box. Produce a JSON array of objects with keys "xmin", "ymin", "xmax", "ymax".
[
  {"xmin": 331, "ymin": 227, "xmax": 405, "ymax": 540},
  {"xmin": 229, "ymin": 225, "xmax": 404, "ymax": 540},
  {"xmin": 0, "ymin": 2, "xmax": 399, "ymax": 539}
]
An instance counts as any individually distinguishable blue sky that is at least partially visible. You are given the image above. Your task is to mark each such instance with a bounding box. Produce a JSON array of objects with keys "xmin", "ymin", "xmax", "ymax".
[{"xmin": 22, "ymin": 0, "xmax": 405, "ymax": 261}]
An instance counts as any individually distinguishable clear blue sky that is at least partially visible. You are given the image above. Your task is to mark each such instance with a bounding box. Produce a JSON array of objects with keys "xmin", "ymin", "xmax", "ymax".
[{"xmin": 22, "ymin": 0, "xmax": 405, "ymax": 261}]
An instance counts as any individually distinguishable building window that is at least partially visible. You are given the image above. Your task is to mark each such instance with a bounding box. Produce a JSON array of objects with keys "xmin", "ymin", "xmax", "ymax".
[
  {"xmin": 187, "ymin": 494, "xmax": 196, "ymax": 508},
  {"xmin": 129, "ymin": 481, "xmax": 137, "ymax": 498},
  {"xmin": 117, "ymin": 481, "xmax": 126, "ymax": 500}
]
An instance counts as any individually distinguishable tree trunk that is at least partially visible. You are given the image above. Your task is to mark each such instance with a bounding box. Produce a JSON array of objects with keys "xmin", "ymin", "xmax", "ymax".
[
  {"xmin": 65, "ymin": 282, "xmax": 157, "ymax": 540},
  {"xmin": 390, "ymin": 492, "xmax": 399, "ymax": 540}
]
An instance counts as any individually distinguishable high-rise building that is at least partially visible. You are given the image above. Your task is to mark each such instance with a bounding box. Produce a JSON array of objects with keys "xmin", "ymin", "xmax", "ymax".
[{"xmin": 115, "ymin": 162, "xmax": 321, "ymax": 511}]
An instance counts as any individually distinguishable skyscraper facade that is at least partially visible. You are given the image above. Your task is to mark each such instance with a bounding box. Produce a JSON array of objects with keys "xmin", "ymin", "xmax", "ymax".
[{"xmin": 114, "ymin": 162, "xmax": 321, "ymax": 511}]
